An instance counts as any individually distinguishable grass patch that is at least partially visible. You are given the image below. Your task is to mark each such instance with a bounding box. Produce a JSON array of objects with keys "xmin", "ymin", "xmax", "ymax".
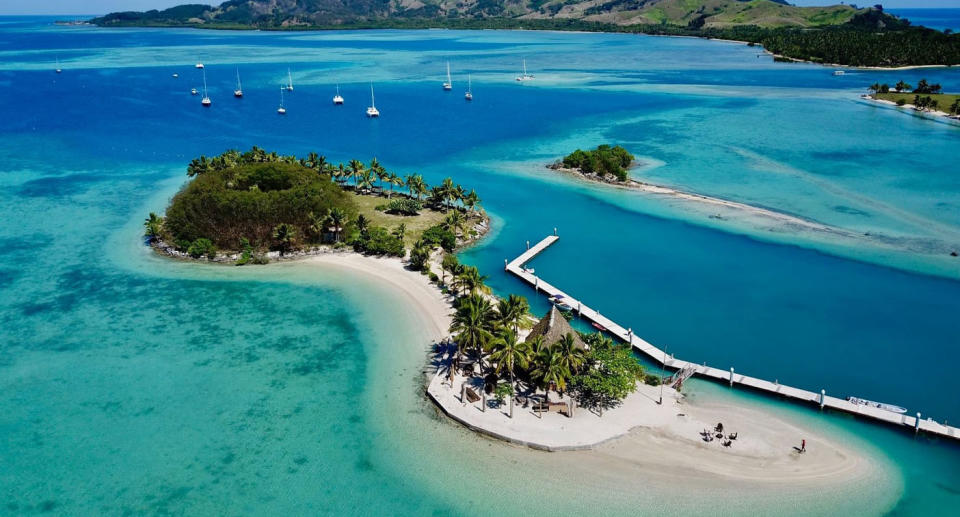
[
  {"xmin": 350, "ymin": 192, "xmax": 448, "ymax": 247},
  {"xmin": 874, "ymin": 92, "xmax": 960, "ymax": 111}
]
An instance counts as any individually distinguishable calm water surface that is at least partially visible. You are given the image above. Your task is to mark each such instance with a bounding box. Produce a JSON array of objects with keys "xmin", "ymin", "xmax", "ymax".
[{"xmin": 1, "ymin": 17, "xmax": 959, "ymax": 515}]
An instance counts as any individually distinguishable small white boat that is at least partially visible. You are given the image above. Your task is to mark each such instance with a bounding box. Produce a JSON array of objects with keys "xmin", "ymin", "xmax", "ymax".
[
  {"xmin": 443, "ymin": 62, "xmax": 452, "ymax": 91},
  {"xmin": 333, "ymin": 84, "xmax": 344, "ymax": 105},
  {"xmin": 277, "ymin": 86, "xmax": 286, "ymax": 114},
  {"xmin": 366, "ymin": 83, "xmax": 379, "ymax": 117},
  {"xmin": 55, "ymin": 57, "xmax": 61, "ymax": 74},
  {"xmin": 234, "ymin": 69, "xmax": 243, "ymax": 98},
  {"xmin": 833, "ymin": 70, "xmax": 845, "ymax": 76},
  {"xmin": 195, "ymin": 62, "xmax": 204, "ymax": 69},
  {"xmin": 555, "ymin": 303, "xmax": 573, "ymax": 311},
  {"xmin": 521, "ymin": 266, "xmax": 533, "ymax": 274},
  {"xmin": 465, "ymin": 74, "xmax": 473, "ymax": 101},
  {"xmin": 172, "ymin": 73, "xmax": 179, "ymax": 78},
  {"xmin": 191, "ymin": 88, "xmax": 198, "ymax": 95},
  {"xmin": 286, "ymin": 68, "xmax": 294, "ymax": 91},
  {"xmin": 516, "ymin": 58, "xmax": 534, "ymax": 82},
  {"xmin": 847, "ymin": 396, "xmax": 907, "ymax": 414},
  {"xmin": 200, "ymin": 68, "xmax": 211, "ymax": 107}
]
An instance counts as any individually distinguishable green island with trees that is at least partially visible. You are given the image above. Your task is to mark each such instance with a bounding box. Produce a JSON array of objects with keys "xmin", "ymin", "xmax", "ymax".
[
  {"xmin": 89, "ymin": 2, "xmax": 960, "ymax": 68},
  {"xmin": 867, "ymin": 79, "xmax": 960, "ymax": 116},
  {"xmin": 144, "ymin": 147, "xmax": 488, "ymax": 264},
  {"xmin": 550, "ymin": 144, "xmax": 635, "ymax": 183}
]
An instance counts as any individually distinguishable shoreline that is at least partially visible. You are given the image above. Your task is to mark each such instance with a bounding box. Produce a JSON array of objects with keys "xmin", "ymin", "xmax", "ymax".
[
  {"xmin": 293, "ymin": 248, "xmax": 879, "ymax": 487},
  {"xmin": 861, "ymin": 94, "xmax": 960, "ymax": 123}
]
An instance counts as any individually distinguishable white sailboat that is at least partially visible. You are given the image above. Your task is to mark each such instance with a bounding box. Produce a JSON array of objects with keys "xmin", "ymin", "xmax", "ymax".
[
  {"xmin": 191, "ymin": 88, "xmax": 198, "ymax": 95},
  {"xmin": 55, "ymin": 57, "xmax": 61, "ymax": 74},
  {"xmin": 286, "ymin": 68, "xmax": 294, "ymax": 91},
  {"xmin": 516, "ymin": 58, "xmax": 534, "ymax": 82},
  {"xmin": 234, "ymin": 69, "xmax": 243, "ymax": 98},
  {"xmin": 195, "ymin": 62, "xmax": 204, "ymax": 69},
  {"xmin": 366, "ymin": 83, "xmax": 379, "ymax": 117},
  {"xmin": 277, "ymin": 86, "xmax": 286, "ymax": 115},
  {"xmin": 333, "ymin": 84, "xmax": 344, "ymax": 105},
  {"xmin": 465, "ymin": 74, "xmax": 473, "ymax": 101},
  {"xmin": 201, "ymin": 68, "xmax": 211, "ymax": 107},
  {"xmin": 443, "ymin": 62, "xmax": 452, "ymax": 91}
]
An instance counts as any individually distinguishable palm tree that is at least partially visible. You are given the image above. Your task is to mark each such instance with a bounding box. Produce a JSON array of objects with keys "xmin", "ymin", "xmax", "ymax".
[
  {"xmin": 463, "ymin": 189, "xmax": 480, "ymax": 215},
  {"xmin": 308, "ymin": 211, "xmax": 326, "ymax": 242},
  {"xmin": 357, "ymin": 169, "xmax": 375, "ymax": 192},
  {"xmin": 355, "ymin": 214, "xmax": 370, "ymax": 235},
  {"xmin": 532, "ymin": 345, "xmax": 570, "ymax": 399},
  {"xmin": 895, "ymin": 80, "xmax": 911, "ymax": 92},
  {"xmin": 457, "ymin": 265, "xmax": 489, "ymax": 296},
  {"xmin": 440, "ymin": 253, "xmax": 460, "ymax": 287},
  {"xmin": 143, "ymin": 212, "xmax": 164, "ymax": 242},
  {"xmin": 441, "ymin": 177, "xmax": 456, "ymax": 210},
  {"xmin": 387, "ymin": 173, "xmax": 403, "ymax": 198},
  {"xmin": 449, "ymin": 294, "xmax": 497, "ymax": 370},
  {"xmin": 868, "ymin": 82, "xmax": 881, "ymax": 96},
  {"xmin": 443, "ymin": 210, "xmax": 466, "ymax": 236},
  {"xmin": 489, "ymin": 328, "xmax": 531, "ymax": 418},
  {"xmin": 334, "ymin": 163, "xmax": 347, "ymax": 186},
  {"xmin": 348, "ymin": 159, "xmax": 365, "ymax": 187},
  {"xmin": 554, "ymin": 333, "xmax": 585, "ymax": 379},
  {"xmin": 409, "ymin": 239, "xmax": 431, "ymax": 270},
  {"xmin": 187, "ymin": 155, "xmax": 211, "ymax": 176},
  {"xmin": 454, "ymin": 185, "xmax": 466, "ymax": 209},
  {"xmin": 272, "ymin": 223, "xmax": 296, "ymax": 256},
  {"xmin": 950, "ymin": 99, "xmax": 960, "ymax": 116},
  {"xmin": 406, "ymin": 174, "xmax": 427, "ymax": 201},
  {"xmin": 325, "ymin": 207, "xmax": 348, "ymax": 242},
  {"xmin": 497, "ymin": 294, "xmax": 529, "ymax": 333}
]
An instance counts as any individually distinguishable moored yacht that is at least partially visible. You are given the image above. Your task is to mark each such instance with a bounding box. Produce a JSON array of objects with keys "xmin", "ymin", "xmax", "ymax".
[
  {"xmin": 195, "ymin": 62, "xmax": 204, "ymax": 69},
  {"xmin": 333, "ymin": 84, "xmax": 344, "ymax": 105},
  {"xmin": 278, "ymin": 86, "xmax": 286, "ymax": 114},
  {"xmin": 366, "ymin": 83, "xmax": 379, "ymax": 117},
  {"xmin": 286, "ymin": 68, "xmax": 294, "ymax": 91},
  {"xmin": 55, "ymin": 57, "xmax": 61, "ymax": 74},
  {"xmin": 234, "ymin": 69, "xmax": 243, "ymax": 98},
  {"xmin": 516, "ymin": 58, "xmax": 534, "ymax": 81},
  {"xmin": 465, "ymin": 74, "xmax": 473, "ymax": 101},
  {"xmin": 200, "ymin": 68, "xmax": 211, "ymax": 106},
  {"xmin": 443, "ymin": 62, "xmax": 452, "ymax": 91}
]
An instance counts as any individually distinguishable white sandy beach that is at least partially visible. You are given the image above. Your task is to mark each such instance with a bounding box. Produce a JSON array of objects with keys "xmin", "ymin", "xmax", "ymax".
[{"xmin": 298, "ymin": 251, "xmax": 877, "ymax": 488}]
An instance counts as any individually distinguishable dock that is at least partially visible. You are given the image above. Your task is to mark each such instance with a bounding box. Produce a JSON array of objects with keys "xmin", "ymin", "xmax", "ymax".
[{"xmin": 506, "ymin": 233, "xmax": 960, "ymax": 442}]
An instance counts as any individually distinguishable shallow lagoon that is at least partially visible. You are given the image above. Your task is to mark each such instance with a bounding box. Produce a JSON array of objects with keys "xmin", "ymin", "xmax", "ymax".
[{"xmin": 1, "ymin": 17, "xmax": 959, "ymax": 515}]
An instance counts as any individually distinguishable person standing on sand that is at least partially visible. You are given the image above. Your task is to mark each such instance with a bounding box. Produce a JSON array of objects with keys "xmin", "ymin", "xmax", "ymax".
[{"xmin": 802, "ymin": 439, "xmax": 806, "ymax": 453}]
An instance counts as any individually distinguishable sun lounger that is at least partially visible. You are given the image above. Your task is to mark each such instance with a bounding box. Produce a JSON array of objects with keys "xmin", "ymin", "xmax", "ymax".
[{"xmin": 464, "ymin": 387, "xmax": 481, "ymax": 403}]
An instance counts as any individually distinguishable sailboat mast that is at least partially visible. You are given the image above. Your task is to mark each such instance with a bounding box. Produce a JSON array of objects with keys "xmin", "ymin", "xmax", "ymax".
[
  {"xmin": 447, "ymin": 62, "xmax": 451, "ymax": 84},
  {"xmin": 236, "ymin": 69, "xmax": 241, "ymax": 90},
  {"xmin": 370, "ymin": 84, "xmax": 375, "ymax": 108},
  {"xmin": 203, "ymin": 69, "xmax": 208, "ymax": 96}
]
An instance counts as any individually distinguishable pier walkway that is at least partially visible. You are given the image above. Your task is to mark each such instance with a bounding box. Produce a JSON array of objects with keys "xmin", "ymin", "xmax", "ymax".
[{"xmin": 505, "ymin": 233, "xmax": 959, "ymax": 442}]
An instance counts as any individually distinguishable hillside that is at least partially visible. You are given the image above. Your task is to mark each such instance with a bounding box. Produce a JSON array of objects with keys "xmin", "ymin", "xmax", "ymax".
[{"xmin": 92, "ymin": 0, "xmax": 860, "ymax": 29}]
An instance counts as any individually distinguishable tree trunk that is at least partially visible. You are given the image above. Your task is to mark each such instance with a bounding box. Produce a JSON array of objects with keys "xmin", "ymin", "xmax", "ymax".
[{"xmin": 509, "ymin": 370, "xmax": 515, "ymax": 418}]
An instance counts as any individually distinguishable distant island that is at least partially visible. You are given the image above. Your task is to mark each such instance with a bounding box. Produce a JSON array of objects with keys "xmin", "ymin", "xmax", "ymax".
[
  {"xmin": 865, "ymin": 79, "xmax": 960, "ymax": 120},
  {"xmin": 550, "ymin": 144, "xmax": 635, "ymax": 183},
  {"xmin": 145, "ymin": 147, "xmax": 489, "ymax": 265},
  {"xmin": 89, "ymin": 1, "xmax": 960, "ymax": 68}
]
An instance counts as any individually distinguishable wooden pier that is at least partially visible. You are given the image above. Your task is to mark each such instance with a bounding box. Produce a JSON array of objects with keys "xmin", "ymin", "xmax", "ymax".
[{"xmin": 506, "ymin": 233, "xmax": 960, "ymax": 442}]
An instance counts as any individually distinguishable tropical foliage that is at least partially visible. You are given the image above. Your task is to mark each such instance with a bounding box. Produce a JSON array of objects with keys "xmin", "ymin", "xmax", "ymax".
[{"xmin": 560, "ymin": 144, "xmax": 634, "ymax": 182}]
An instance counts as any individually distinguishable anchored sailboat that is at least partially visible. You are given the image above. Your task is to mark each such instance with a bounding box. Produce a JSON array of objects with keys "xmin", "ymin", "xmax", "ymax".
[
  {"xmin": 286, "ymin": 68, "xmax": 294, "ymax": 91},
  {"xmin": 516, "ymin": 58, "xmax": 534, "ymax": 82},
  {"xmin": 465, "ymin": 74, "xmax": 473, "ymax": 101},
  {"xmin": 201, "ymin": 68, "xmax": 211, "ymax": 107},
  {"xmin": 234, "ymin": 69, "xmax": 243, "ymax": 98},
  {"xmin": 195, "ymin": 62, "xmax": 204, "ymax": 69},
  {"xmin": 366, "ymin": 83, "xmax": 379, "ymax": 118},
  {"xmin": 278, "ymin": 86, "xmax": 287, "ymax": 115},
  {"xmin": 443, "ymin": 62, "xmax": 452, "ymax": 91},
  {"xmin": 55, "ymin": 57, "xmax": 61, "ymax": 74},
  {"xmin": 333, "ymin": 84, "xmax": 344, "ymax": 105}
]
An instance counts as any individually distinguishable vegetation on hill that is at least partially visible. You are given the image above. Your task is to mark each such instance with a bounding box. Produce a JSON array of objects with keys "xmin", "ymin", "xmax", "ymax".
[
  {"xmin": 556, "ymin": 144, "xmax": 634, "ymax": 182},
  {"xmin": 91, "ymin": 1, "xmax": 960, "ymax": 67},
  {"xmin": 146, "ymin": 147, "xmax": 487, "ymax": 263}
]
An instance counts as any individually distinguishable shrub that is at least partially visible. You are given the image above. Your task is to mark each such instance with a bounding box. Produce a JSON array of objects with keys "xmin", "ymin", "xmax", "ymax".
[
  {"xmin": 386, "ymin": 198, "xmax": 423, "ymax": 215},
  {"xmin": 422, "ymin": 224, "xmax": 457, "ymax": 252},
  {"xmin": 644, "ymin": 374, "xmax": 662, "ymax": 386},
  {"xmin": 187, "ymin": 238, "xmax": 217, "ymax": 259},
  {"xmin": 235, "ymin": 237, "xmax": 253, "ymax": 265},
  {"xmin": 428, "ymin": 272, "xmax": 439, "ymax": 283},
  {"xmin": 896, "ymin": 98, "xmax": 906, "ymax": 106},
  {"xmin": 560, "ymin": 144, "xmax": 633, "ymax": 182},
  {"xmin": 353, "ymin": 226, "xmax": 404, "ymax": 256}
]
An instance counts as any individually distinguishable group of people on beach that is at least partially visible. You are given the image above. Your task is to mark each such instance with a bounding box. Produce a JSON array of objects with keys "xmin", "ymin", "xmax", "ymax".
[{"xmin": 701, "ymin": 422, "xmax": 737, "ymax": 448}]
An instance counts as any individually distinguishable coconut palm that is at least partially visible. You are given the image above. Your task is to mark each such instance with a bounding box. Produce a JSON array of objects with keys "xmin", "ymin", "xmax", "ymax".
[
  {"xmin": 457, "ymin": 265, "xmax": 489, "ymax": 296},
  {"xmin": 441, "ymin": 253, "xmax": 460, "ymax": 287},
  {"xmin": 326, "ymin": 207, "xmax": 348, "ymax": 242},
  {"xmin": 187, "ymin": 155, "xmax": 211, "ymax": 176},
  {"xmin": 409, "ymin": 239, "xmax": 431, "ymax": 270},
  {"xmin": 388, "ymin": 173, "xmax": 404, "ymax": 198},
  {"xmin": 355, "ymin": 214, "xmax": 370, "ymax": 235},
  {"xmin": 454, "ymin": 185, "xmax": 466, "ymax": 209},
  {"xmin": 143, "ymin": 212, "xmax": 164, "ymax": 242},
  {"xmin": 895, "ymin": 80, "xmax": 911, "ymax": 92},
  {"xmin": 272, "ymin": 223, "xmax": 296, "ymax": 256},
  {"xmin": 488, "ymin": 328, "xmax": 531, "ymax": 418},
  {"xmin": 406, "ymin": 174, "xmax": 427, "ymax": 200},
  {"xmin": 554, "ymin": 333, "xmax": 586, "ymax": 377},
  {"xmin": 449, "ymin": 294, "xmax": 496, "ymax": 369},
  {"xmin": 357, "ymin": 169, "xmax": 375, "ymax": 192},
  {"xmin": 348, "ymin": 159, "xmax": 365, "ymax": 187},
  {"xmin": 532, "ymin": 344, "xmax": 570, "ymax": 399},
  {"xmin": 441, "ymin": 177, "xmax": 456, "ymax": 210},
  {"xmin": 443, "ymin": 210, "xmax": 466, "ymax": 236},
  {"xmin": 333, "ymin": 163, "xmax": 347, "ymax": 185},
  {"xmin": 463, "ymin": 189, "xmax": 480, "ymax": 214},
  {"xmin": 497, "ymin": 294, "xmax": 529, "ymax": 333}
]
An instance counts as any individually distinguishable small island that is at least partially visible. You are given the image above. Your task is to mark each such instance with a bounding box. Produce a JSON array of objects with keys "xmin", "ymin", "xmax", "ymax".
[
  {"xmin": 866, "ymin": 79, "xmax": 960, "ymax": 120},
  {"xmin": 548, "ymin": 144, "xmax": 635, "ymax": 184},
  {"xmin": 144, "ymin": 147, "xmax": 489, "ymax": 264}
]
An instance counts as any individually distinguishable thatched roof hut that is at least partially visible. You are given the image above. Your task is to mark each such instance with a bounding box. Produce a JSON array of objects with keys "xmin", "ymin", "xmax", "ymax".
[{"xmin": 525, "ymin": 306, "xmax": 587, "ymax": 350}]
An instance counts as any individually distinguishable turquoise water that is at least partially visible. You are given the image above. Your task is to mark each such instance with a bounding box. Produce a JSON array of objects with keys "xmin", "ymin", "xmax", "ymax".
[
  {"xmin": 1, "ymin": 17, "xmax": 960, "ymax": 515},
  {"xmin": 889, "ymin": 8, "xmax": 960, "ymax": 32}
]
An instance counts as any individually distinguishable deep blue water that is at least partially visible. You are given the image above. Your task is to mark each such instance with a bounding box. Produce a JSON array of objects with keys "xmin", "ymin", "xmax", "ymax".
[
  {"xmin": 2, "ymin": 16, "xmax": 960, "ymax": 515},
  {"xmin": 889, "ymin": 8, "xmax": 960, "ymax": 32}
]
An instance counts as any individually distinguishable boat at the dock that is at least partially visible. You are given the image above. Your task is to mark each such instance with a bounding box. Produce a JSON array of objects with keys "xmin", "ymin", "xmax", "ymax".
[{"xmin": 847, "ymin": 396, "xmax": 907, "ymax": 414}]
